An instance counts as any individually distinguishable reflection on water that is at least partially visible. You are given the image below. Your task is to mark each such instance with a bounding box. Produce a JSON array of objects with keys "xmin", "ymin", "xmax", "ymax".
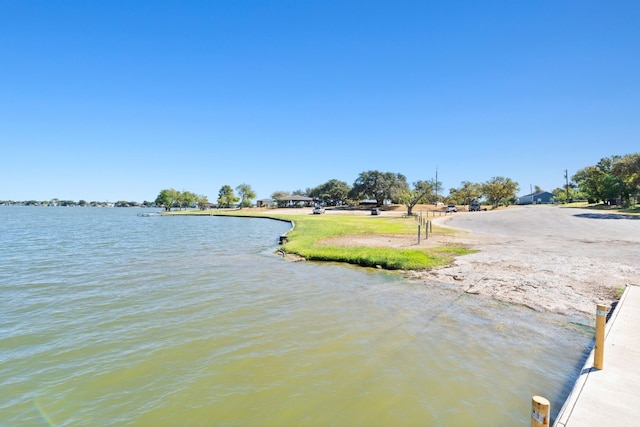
[{"xmin": 0, "ymin": 207, "xmax": 591, "ymax": 426}]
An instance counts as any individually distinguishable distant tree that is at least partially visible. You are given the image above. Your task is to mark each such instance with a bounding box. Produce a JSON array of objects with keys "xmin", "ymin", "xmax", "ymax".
[
  {"xmin": 178, "ymin": 191, "xmax": 197, "ymax": 210},
  {"xmin": 612, "ymin": 153, "xmax": 640, "ymax": 205},
  {"xmin": 236, "ymin": 183, "xmax": 256, "ymax": 208},
  {"xmin": 573, "ymin": 156, "xmax": 626, "ymax": 204},
  {"xmin": 447, "ymin": 181, "xmax": 482, "ymax": 206},
  {"xmin": 308, "ymin": 179, "xmax": 351, "ymax": 206},
  {"xmin": 292, "ymin": 189, "xmax": 307, "ymax": 196},
  {"xmin": 534, "ymin": 185, "xmax": 544, "ymax": 193},
  {"xmin": 271, "ymin": 191, "xmax": 291, "ymax": 205},
  {"xmin": 195, "ymin": 194, "xmax": 209, "ymax": 210},
  {"xmin": 601, "ymin": 174, "xmax": 626, "ymax": 204},
  {"xmin": 481, "ymin": 177, "xmax": 519, "ymax": 208},
  {"xmin": 429, "ymin": 178, "xmax": 444, "ymax": 204},
  {"xmin": 572, "ymin": 166, "xmax": 602, "ymax": 203},
  {"xmin": 398, "ymin": 180, "xmax": 435, "ymax": 215},
  {"xmin": 217, "ymin": 185, "xmax": 238, "ymax": 208},
  {"xmin": 155, "ymin": 188, "xmax": 180, "ymax": 211},
  {"xmin": 349, "ymin": 170, "xmax": 408, "ymax": 206},
  {"xmin": 552, "ymin": 185, "xmax": 579, "ymax": 204},
  {"xmin": 390, "ymin": 176, "xmax": 410, "ymax": 204},
  {"xmin": 613, "ymin": 153, "xmax": 640, "ymax": 187}
]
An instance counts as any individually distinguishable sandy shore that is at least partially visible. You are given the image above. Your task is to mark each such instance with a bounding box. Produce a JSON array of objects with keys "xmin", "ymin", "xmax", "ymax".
[
  {"xmin": 406, "ymin": 205, "xmax": 639, "ymax": 317},
  {"xmin": 267, "ymin": 205, "xmax": 639, "ymax": 318}
]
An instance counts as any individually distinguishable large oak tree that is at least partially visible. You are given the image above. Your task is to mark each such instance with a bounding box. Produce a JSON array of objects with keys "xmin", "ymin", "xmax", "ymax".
[
  {"xmin": 308, "ymin": 179, "xmax": 351, "ymax": 206},
  {"xmin": 349, "ymin": 170, "xmax": 408, "ymax": 207},
  {"xmin": 481, "ymin": 177, "xmax": 519, "ymax": 208},
  {"xmin": 154, "ymin": 188, "xmax": 180, "ymax": 211}
]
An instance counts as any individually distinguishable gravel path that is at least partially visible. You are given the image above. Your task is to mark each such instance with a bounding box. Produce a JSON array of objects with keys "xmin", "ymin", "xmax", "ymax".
[{"xmin": 412, "ymin": 205, "xmax": 640, "ymax": 317}]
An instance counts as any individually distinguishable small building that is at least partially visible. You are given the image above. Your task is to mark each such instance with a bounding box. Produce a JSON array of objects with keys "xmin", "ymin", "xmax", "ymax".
[
  {"xmin": 256, "ymin": 199, "xmax": 275, "ymax": 208},
  {"xmin": 277, "ymin": 195, "xmax": 315, "ymax": 208},
  {"xmin": 518, "ymin": 191, "xmax": 554, "ymax": 205}
]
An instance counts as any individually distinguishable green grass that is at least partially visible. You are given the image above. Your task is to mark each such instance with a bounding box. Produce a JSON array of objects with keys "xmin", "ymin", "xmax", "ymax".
[
  {"xmin": 563, "ymin": 202, "xmax": 640, "ymax": 216},
  {"xmin": 185, "ymin": 209, "xmax": 474, "ymax": 270}
]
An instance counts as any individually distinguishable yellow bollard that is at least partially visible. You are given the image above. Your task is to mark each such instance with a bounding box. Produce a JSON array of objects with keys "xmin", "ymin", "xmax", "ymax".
[
  {"xmin": 594, "ymin": 303, "xmax": 607, "ymax": 370},
  {"xmin": 531, "ymin": 395, "xmax": 550, "ymax": 426}
]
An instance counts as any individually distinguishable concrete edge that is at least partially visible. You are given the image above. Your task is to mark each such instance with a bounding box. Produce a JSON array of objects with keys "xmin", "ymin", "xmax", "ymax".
[{"xmin": 553, "ymin": 285, "xmax": 634, "ymax": 426}]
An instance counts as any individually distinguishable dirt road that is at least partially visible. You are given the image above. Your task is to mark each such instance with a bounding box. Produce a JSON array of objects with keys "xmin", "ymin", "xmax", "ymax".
[{"xmin": 412, "ymin": 205, "xmax": 640, "ymax": 317}]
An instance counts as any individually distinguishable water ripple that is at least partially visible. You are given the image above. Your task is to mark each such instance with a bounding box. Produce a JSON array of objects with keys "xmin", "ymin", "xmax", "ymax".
[{"xmin": 0, "ymin": 207, "xmax": 591, "ymax": 426}]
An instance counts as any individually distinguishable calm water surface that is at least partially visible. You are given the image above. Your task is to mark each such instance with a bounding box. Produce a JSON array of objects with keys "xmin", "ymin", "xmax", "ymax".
[{"xmin": 1, "ymin": 207, "xmax": 591, "ymax": 426}]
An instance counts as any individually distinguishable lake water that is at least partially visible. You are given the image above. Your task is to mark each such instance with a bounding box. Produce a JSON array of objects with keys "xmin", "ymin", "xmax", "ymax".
[{"xmin": 1, "ymin": 207, "xmax": 592, "ymax": 426}]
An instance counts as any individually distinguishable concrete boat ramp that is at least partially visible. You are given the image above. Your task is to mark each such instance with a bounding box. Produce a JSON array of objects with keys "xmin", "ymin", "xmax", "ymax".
[{"xmin": 554, "ymin": 284, "xmax": 640, "ymax": 426}]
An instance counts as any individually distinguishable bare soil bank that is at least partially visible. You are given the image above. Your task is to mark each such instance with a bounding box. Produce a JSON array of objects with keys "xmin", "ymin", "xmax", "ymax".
[
  {"xmin": 406, "ymin": 205, "xmax": 639, "ymax": 317},
  {"xmin": 268, "ymin": 205, "xmax": 638, "ymax": 317}
]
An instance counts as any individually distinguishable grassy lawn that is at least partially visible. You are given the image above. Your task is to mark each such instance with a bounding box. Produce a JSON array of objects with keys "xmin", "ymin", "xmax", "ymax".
[
  {"xmin": 563, "ymin": 201, "xmax": 640, "ymax": 216},
  {"xmin": 278, "ymin": 214, "xmax": 469, "ymax": 270},
  {"xmin": 172, "ymin": 209, "xmax": 474, "ymax": 270}
]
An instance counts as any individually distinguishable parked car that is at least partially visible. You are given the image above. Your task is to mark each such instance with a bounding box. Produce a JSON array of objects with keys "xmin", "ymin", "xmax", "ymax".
[
  {"xmin": 371, "ymin": 208, "xmax": 380, "ymax": 215},
  {"xmin": 312, "ymin": 206, "xmax": 325, "ymax": 214},
  {"xmin": 446, "ymin": 204, "xmax": 457, "ymax": 213},
  {"xmin": 469, "ymin": 203, "xmax": 481, "ymax": 212}
]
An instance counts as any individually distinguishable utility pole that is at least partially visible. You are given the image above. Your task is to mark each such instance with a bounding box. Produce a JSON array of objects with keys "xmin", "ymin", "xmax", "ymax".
[
  {"xmin": 435, "ymin": 166, "xmax": 438, "ymax": 205},
  {"xmin": 564, "ymin": 169, "xmax": 569, "ymax": 203},
  {"xmin": 530, "ymin": 184, "xmax": 533, "ymax": 204}
]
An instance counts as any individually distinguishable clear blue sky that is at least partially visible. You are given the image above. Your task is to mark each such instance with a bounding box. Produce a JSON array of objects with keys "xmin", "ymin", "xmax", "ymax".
[{"xmin": 2, "ymin": 0, "xmax": 638, "ymax": 202}]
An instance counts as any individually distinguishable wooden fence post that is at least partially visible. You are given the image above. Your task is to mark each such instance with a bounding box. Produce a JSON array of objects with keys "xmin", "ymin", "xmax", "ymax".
[
  {"xmin": 594, "ymin": 303, "xmax": 607, "ymax": 370},
  {"xmin": 531, "ymin": 395, "xmax": 550, "ymax": 426}
]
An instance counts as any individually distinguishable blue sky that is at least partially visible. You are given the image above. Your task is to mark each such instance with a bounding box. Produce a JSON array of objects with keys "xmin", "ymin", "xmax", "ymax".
[{"xmin": 1, "ymin": 0, "xmax": 638, "ymax": 202}]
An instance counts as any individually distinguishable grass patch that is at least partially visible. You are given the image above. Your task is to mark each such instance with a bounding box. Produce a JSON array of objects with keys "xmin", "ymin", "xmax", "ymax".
[
  {"xmin": 166, "ymin": 209, "xmax": 474, "ymax": 270},
  {"xmin": 273, "ymin": 213, "xmax": 471, "ymax": 270},
  {"xmin": 563, "ymin": 202, "xmax": 640, "ymax": 216}
]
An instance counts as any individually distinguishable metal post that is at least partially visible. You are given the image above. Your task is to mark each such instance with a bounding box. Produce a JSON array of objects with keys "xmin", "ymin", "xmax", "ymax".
[{"xmin": 418, "ymin": 225, "xmax": 421, "ymax": 244}]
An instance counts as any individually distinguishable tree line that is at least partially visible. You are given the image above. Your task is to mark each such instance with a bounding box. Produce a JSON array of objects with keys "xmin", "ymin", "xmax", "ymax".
[
  {"xmin": 552, "ymin": 153, "xmax": 640, "ymax": 206},
  {"xmin": 1, "ymin": 199, "xmax": 155, "ymax": 207},
  {"xmin": 155, "ymin": 172, "xmax": 520, "ymax": 215},
  {"xmin": 154, "ymin": 184, "xmax": 256, "ymax": 211},
  {"xmin": 302, "ymin": 171, "xmax": 519, "ymax": 214},
  {"xmin": 10, "ymin": 155, "xmax": 637, "ymax": 211}
]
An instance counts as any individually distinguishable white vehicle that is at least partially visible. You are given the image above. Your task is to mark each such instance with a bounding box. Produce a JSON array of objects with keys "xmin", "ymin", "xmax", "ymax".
[{"xmin": 446, "ymin": 204, "xmax": 457, "ymax": 213}]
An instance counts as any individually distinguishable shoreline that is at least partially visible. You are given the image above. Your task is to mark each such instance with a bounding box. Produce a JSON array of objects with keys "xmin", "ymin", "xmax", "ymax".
[
  {"xmin": 170, "ymin": 205, "xmax": 638, "ymax": 318},
  {"xmin": 407, "ymin": 207, "xmax": 637, "ymax": 318},
  {"xmin": 271, "ymin": 205, "xmax": 636, "ymax": 318}
]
